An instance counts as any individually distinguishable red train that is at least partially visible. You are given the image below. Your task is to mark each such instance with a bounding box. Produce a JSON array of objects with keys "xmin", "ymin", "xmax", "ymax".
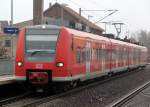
[{"xmin": 15, "ymin": 25, "xmax": 147, "ymax": 87}]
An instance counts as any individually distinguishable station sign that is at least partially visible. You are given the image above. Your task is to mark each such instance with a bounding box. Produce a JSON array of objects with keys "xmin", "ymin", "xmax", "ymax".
[{"xmin": 3, "ymin": 27, "xmax": 19, "ymax": 34}]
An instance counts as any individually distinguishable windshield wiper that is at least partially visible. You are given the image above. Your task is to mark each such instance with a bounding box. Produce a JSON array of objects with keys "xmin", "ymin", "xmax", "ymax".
[{"xmin": 27, "ymin": 49, "xmax": 55, "ymax": 56}]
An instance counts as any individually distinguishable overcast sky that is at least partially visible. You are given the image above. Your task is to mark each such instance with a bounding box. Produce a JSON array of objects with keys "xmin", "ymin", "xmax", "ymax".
[{"xmin": 0, "ymin": 0, "xmax": 149, "ymax": 37}]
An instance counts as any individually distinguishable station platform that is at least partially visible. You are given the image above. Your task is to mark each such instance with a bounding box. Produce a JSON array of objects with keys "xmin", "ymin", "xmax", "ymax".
[
  {"xmin": 0, "ymin": 59, "xmax": 15, "ymax": 85},
  {"xmin": 0, "ymin": 75, "xmax": 16, "ymax": 85},
  {"xmin": 122, "ymin": 85, "xmax": 150, "ymax": 107}
]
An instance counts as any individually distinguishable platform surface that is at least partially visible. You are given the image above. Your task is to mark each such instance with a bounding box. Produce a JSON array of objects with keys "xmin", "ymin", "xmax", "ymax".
[
  {"xmin": 122, "ymin": 85, "xmax": 150, "ymax": 107},
  {"xmin": 0, "ymin": 75, "xmax": 16, "ymax": 85},
  {"xmin": 0, "ymin": 59, "xmax": 14, "ymax": 76},
  {"xmin": 0, "ymin": 59, "xmax": 15, "ymax": 85}
]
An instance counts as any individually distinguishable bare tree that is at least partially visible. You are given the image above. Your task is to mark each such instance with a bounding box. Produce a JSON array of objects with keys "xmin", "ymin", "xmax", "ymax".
[{"xmin": 135, "ymin": 30, "xmax": 150, "ymax": 58}]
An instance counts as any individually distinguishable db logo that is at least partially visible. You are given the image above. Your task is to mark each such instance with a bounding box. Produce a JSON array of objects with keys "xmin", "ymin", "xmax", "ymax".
[{"xmin": 36, "ymin": 64, "xmax": 43, "ymax": 69}]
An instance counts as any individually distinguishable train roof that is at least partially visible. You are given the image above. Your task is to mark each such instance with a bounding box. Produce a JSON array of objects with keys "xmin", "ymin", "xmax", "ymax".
[
  {"xmin": 26, "ymin": 25, "xmax": 61, "ymax": 29},
  {"xmin": 24, "ymin": 25, "xmax": 147, "ymax": 50},
  {"xmin": 64, "ymin": 27, "xmax": 110, "ymax": 42},
  {"xmin": 64, "ymin": 26, "xmax": 147, "ymax": 49}
]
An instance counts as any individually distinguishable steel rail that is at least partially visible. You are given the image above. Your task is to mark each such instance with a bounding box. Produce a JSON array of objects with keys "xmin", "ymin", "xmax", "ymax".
[
  {"xmin": 0, "ymin": 92, "xmax": 30, "ymax": 106},
  {"xmin": 0, "ymin": 68, "xmax": 144, "ymax": 107},
  {"xmin": 107, "ymin": 80, "xmax": 150, "ymax": 107},
  {"xmin": 19, "ymin": 69, "xmax": 143, "ymax": 107}
]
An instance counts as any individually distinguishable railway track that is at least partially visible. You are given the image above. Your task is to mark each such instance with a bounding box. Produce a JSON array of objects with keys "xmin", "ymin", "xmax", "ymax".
[
  {"xmin": 0, "ymin": 92, "xmax": 30, "ymax": 106},
  {"xmin": 0, "ymin": 68, "xmax": 144, "ymax": 107},
  {"xmin": 107, "ymin": 80, "xmax": 150, "ymax": 107}
]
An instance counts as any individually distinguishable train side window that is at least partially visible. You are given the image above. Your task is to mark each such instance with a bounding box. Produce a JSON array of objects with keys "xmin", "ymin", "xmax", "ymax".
[
  {"xmin": 124, "ymin": 48, "xmax": 127, "ymax": 60},
  {"xmin": 124, "ymin": 50, "xmax": 127, "ymax": 60},
  {"xmin": 105, "ymin": 49, "xmax": 109, "ymax": 62},
  {"xmin": 76, "ymin": 48, "xmax": 81, "ymax": 63},
  {"xmin": 91, "ymin": 48, "xmax": 94, "ymax": 62},
  {"xmin": 99, "ymin": 49, "xmax": 101, "ymax": 61},
  {"xmin": 86, "ymin": 48, "xmax": 90, "ymax": 62},
  {"xmin": 116, "ymin": 50, "xmax": 118, "ymax": 60},
  {"xmin": 81, "ymin": 48, "xmax": 85, "ymax": 63},
  {"xmin": 96, "ymin": 49, "xmax": 99, "ymax": 61},
  {"xmin": 101, "ymin": 49, "xmax": 105, "ymax": 61},
  {"xmin": 120, "ymin": 51, "xmax": 122, "ymax": 61},
  {"xmin": 133, "ymin": 49, "xmax": 136, "ymax": 60},
  {"xmin": 138, "ymin": 50, "xmax": 140, "ymax": 62},
  {"xmin": 129, "ymin": 51, "xmax": 132, "ymax": 60},
  {"xmin": 112, "ymin": 50, "xmax": 116, "ymax": 61},
  {"xmin": 99, "ymin": 49, "xmax": 101, "ymax": 62}
]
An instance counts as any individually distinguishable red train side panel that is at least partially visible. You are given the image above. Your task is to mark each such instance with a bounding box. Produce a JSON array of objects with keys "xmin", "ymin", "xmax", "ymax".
[{"xmin": 15, "ymin": 25, "xmax": 148, "ymax": 85}]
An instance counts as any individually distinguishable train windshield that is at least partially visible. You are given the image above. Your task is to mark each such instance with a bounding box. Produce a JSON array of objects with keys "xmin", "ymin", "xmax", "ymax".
[{"xmin": 25, "ymin": 28, "xmax": 59, "ymax": 62}]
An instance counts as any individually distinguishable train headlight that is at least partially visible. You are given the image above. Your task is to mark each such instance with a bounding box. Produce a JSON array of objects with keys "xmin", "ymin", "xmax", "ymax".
[
  {"xmin": 42, "ymin": 25, "xmax": 46, "ymax": 29},
  {"xmin": 17, "ymin": 61, "xmax": 23, "ymax": 67},
  {"xmin": 56, "ymin": 62, "xmax": 64, "ymax": 67}
]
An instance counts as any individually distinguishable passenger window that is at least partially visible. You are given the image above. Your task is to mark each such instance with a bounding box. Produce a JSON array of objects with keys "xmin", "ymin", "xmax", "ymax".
[
  {"xmin": 86, "ymin": 48, "xmax": 90, "ymax": 61},
  {"xmin": 91, "ymin": 49, "xmax": 95, "ymax": 62},
  {"xmin": 119, "ymin": 51, "xmax": 123, "ymax": 61},
  {"xmin": 112, "ymin": 50, "xmax": 116, "ymax": 61},
  {"xmin": 105, "ymin": 49, "xmax": 110, "ymax": 62},
  {"xmin": 81, "ymin": 48, "xmax": 85, "ymax": 63},
  {"xmin": 76, "ymin": 48, "xmax": 81, "ymax": 63},
  {"xmin": 96, "ymin": 49, "xmax": 99, "ymax": 61},
  {"xmin": 100, "ymin": 49, "xmax": 104, "ymax": 61}
]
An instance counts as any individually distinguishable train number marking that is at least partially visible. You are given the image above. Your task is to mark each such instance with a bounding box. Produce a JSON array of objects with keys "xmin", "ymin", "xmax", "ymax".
[{"xmin": 36, "ymin": 64, "xmax": 43, "ymax": 69}]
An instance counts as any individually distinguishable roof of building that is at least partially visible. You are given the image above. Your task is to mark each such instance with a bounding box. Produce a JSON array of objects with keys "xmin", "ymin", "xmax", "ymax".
[
  {"xmin": 0, "ymin": 21, "xmax": 9, "ymax": 32},
  {"xmin": 13, "ymin": 3, "xmax": 103, "ymax": 32},
  {"xmin": 44, "ymin": 3, "xmax": 103, "ymax": 31},
  {"xmin": 13, "ymin": 20, "xmax": 33, "ymax": 28},
  {"xmin": 0, "ymin": 21, "xmax": 8, "ymax": 26}
]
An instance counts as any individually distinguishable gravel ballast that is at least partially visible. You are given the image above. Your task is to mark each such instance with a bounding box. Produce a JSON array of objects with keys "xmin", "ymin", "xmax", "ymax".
[{"xmin": 38, "ymin": 65, "xmax": 150, "ymax": 107}]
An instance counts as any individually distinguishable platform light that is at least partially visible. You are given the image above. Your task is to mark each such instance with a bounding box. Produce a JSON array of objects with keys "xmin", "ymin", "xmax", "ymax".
[
  {"xmin": 56, "ymin": 62, "xmax": 64, "ymax": 67},
  {"xmin": 17, "ymin": 61, "xmax": 23, "ymax": 67}
]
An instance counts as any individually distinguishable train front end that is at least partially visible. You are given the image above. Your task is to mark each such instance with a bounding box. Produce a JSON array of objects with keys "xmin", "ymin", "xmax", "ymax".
[{"xmin": 15, "ymin": 25, "xmax": 70, "ymax": 86}]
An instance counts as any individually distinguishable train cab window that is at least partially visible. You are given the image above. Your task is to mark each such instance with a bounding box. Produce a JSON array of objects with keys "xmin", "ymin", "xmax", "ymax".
[{"xmin": 25, "ymin": 28, "xmax": 60, "ymax": 62}]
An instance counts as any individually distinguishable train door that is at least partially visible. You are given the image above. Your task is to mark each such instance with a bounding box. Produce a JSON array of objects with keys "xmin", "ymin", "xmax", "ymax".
[{"xmin": 86, "ymin": 42, "xmax": 91, "ymax": 79}]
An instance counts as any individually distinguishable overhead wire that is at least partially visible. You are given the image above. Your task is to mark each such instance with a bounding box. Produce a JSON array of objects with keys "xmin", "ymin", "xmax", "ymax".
[
  {"xmin": 71, "ymin": 0, "xmax": 104, "ymax": 22},
  {"xmin": 51, "ymin": 0, "xmax": 113, "ymax": 24}
]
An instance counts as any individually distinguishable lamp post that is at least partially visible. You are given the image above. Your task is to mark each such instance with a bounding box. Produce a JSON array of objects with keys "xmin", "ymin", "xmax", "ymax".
[
  {"xmin": 10, "ymin": 0, "xmax": 14, "ymax": 58},
  {"xmin": 101, "ymin": 22, "xmax": 111, "ymax": 34},
  {"xmin": 11, "ymin": 0, "xmax": 13, "ymax": 26}
]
